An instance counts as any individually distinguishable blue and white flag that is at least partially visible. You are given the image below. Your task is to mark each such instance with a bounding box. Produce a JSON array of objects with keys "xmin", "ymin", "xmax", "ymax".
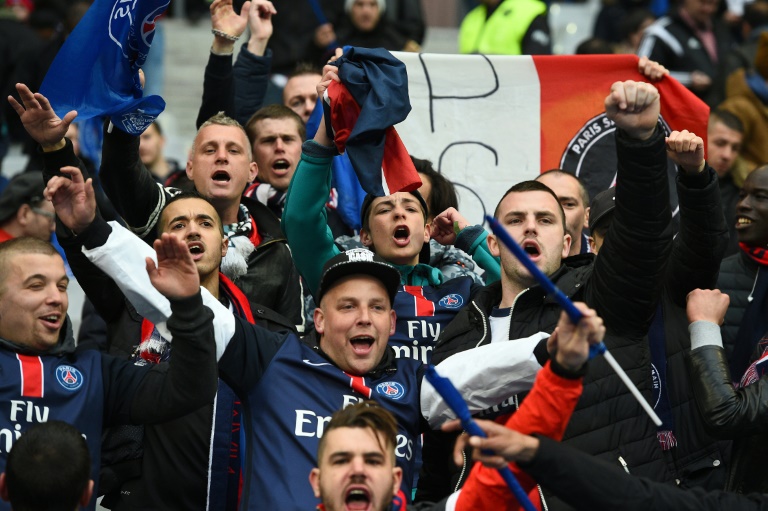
[{"xmin": 40, "ymin": 0, "xmax": 168, "ymax": 135}]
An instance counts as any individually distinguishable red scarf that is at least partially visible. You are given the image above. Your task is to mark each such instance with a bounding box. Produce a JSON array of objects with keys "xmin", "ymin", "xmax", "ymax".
[
  {"xmin": 137, "ymin": 273, "xmax": 254, "ymax": 363},
  {"xmin": 739, "ymin": 242, "xmax": 768, "ymax": 266}
]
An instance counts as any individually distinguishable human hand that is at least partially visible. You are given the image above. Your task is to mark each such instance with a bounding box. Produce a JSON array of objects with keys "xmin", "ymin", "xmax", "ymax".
[
  {"xmin": 7, "ymin": 83, "xmax": 76, "ymax": 152},
  {"xmin": 604, "ymin": 80, "xmax": 660, "ymax": 140},
  {"xmin": 246, "ymin": 0, "xmax": 276, "ymax": 55},
  {"xmin": 313, "ymin": 59, "xmax": 342, "ymax": 147},
  {"xmin": 637, "ymin": 56, "xmax": 669, "ymax": 82},
  {"xmin": 210, "ymin": 0, "xmax": 250, "ymax": 52},
  {"xmin": 146, "ymin": 233, "xmax": 201, "ymax": 299},
  {"xmin": 547, "ymin": 303, "xmax": 605, "ymax": 372},
  {"xmin": 443, "ymin": 419, "xmax": 540, "ymax": 468},
  {"xmin": 431, "ymin": 207, "xmax": 469, "ymax": 246},
  {"xmin": 44, "ymin": 165, "xmax": 95, "ymax": 234},
  {"xmin": 666, "ymin": 130, "xmax": 705, "ymax": 174},
  {"xmin": 686, "ymin": 289, "xmax": 729, "ymax": 325}
]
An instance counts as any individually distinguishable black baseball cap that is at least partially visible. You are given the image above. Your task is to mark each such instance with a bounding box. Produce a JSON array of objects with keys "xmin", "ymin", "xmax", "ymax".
[
  {"xmin": 589, "ymin": 187, "xmax": 616, "ymax": 232},
  {"xmin": 316, "ymin": 249, "xmax": 401, "ymax": 305},
  {"xmin": 0, "ymin": 172, "xmax": 45, "ymax": 223}
]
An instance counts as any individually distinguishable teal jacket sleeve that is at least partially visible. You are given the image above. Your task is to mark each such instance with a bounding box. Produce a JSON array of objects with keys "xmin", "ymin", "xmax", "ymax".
[
  {"xmin": 282, "ymin": 140, "xmax": 341, "ymax": 297},
  {"xmin": 455, "ymin": 225, "xmax": 500, "ymax": 284}
]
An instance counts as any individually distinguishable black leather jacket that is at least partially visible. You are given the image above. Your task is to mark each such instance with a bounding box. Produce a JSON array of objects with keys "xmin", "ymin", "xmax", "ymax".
[{"xmin": 687, "ymin": 345, "xmax": 768, "ymax": 494}]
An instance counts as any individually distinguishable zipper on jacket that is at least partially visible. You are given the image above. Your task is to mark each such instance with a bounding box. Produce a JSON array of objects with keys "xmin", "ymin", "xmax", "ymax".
[
  {"xmin": 454, "ymin": 446, "xmax": 468, "ymax": 492},
  {"xmin": 748, "ymin": 267, "xmax": 760, "ymax": 302},
  {"xmin": 473, "ymin": 288, "xmax": 529, "ymax": 348},
  {"xmin": 537, "ymin": 484, "xmax": 548, "ymax": 511},
  {"xmin": 618, "ymin": 456, "xmax": 630, "ymax": 474},
  {"xmin": 505, "ymin": 288, "xmax": 529, "ymax": 341},
  {"xmin": 472, "ymin": 302, "xmax": 488, "ymax": 347}
]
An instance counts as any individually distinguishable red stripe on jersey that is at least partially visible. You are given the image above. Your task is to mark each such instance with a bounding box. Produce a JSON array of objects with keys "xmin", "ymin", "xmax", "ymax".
[
  {"xmin": 17, "ymin": 354, "xmax": 44, "ymax": 398},
  {"xmin": 403, "ymin": 285, "xmax": 435, "ymax": 317},
  {"xmin": 346, "ymin": 374, "xmax": 372, "ymax": 398}
]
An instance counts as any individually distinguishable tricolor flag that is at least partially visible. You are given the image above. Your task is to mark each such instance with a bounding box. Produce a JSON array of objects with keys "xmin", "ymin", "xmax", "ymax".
[
  {"xmin": 323, "ymin": 47, "xmax": 422, "ymax": 198},
  {"xmin": 393, "ymin": 53, "xmax": 709, "ymax": 226},
  {"xmin": 40, "ymin": 0, "xmax": 168, "ymax": 135}
]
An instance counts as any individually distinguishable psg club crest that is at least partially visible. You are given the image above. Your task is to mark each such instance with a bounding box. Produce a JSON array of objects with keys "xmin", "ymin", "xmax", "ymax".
[
  {"xmin": 55, "ymin": 365, "xmax": 84, "ymax": 391},
  {"xmin": 376, "ymin": 381, "xmax": 405, "ymax": 400},
  {"xmin": 559, "ymin": 113, "xmax": 680, "ymax": 228},
  {"xmin": 438, "ymin": 294, "xmax": 464, "ymax": 309}
]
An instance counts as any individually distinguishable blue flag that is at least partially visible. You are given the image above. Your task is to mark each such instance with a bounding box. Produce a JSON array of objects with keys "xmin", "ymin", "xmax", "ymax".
[{"xmin": 40, "ymin": 0, "xmax": 168, "ymax": 135}]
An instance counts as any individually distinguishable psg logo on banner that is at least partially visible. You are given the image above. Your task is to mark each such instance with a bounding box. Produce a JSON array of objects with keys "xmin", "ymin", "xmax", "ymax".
[
  {"xmin": 55, "ymin": 365, "xmax": 84, "ymax": 391},
  {"xmin": 559, "ymin": 113, "xmax": 680, "ymax": 228}
]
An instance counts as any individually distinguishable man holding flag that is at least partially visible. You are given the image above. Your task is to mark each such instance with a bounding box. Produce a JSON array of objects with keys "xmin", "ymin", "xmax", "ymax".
[
  {"xmin": 282, "ymin": 50, "xmax": 502, "ymax": 368},
  {"xmin": 418, "ymin": 78, "xmax": 685, "ymax": 507}
]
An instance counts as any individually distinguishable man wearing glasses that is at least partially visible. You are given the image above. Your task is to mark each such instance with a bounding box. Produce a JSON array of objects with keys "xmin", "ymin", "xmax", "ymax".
[{"xmin": 0, "ymin": 172, "xmax": 55, "ymax": 243}]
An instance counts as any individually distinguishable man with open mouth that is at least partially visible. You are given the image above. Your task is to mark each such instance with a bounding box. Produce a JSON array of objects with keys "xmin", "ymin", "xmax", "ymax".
[
  {"xmin": 75, "ymin": 214, "xmax": 562, "ymax": 511},
  {"xmin": 417, "ymin": 79, "xmax": 681, "ymax": 508},
  {"xmin": 10, "ymin": 83, "xmax": 306, "ymax": 335},
  {"xmin": 48, "ymin": 166, "xmax": 295, "ymax": 511},
  {"xmin": 311, "ymin": 299, "xmax": 606, "ymax": 511},
  {"xmin": 283, "ymin": 67, "xmax": 503, "ymax": 367},
  {"xmin": 0, "ymin": 194, "xmax": 218, "ymax": 511}
]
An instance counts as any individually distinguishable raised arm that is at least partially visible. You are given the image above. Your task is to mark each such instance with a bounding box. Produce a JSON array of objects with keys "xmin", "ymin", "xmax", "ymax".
[
  {"xmin": 587, "ymin": 80, "xmax": 672, "ymax": 336},
  {"xmin": 664, "ymin": 131, "xmax": 728, "ymax": 307},
  {"xmin": 281, "ymin": 66, "xmax": 341, "ymax": 295},
  {"xmin": 196, "ymin": 0, "xmax": 254, "ymax": 128},
  {"xmin": 103, "ymin": 233, "xmax": 218, "ymax": 425},
  {"xmin": 7, "ymin": 82, "xmax": 77, "ymax": 153},
  {"xmin": 47, "ymin": 166, "xmax": 236, "ymax": 358},
  {"xmin": 232, "ymin": 0, "xmax": 275, "ymax": 126}
]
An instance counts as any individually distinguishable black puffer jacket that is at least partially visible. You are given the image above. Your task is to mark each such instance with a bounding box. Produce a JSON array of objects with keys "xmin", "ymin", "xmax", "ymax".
[
  {"xmin": 417, "ymin": 127, "xmax": 674, "ymax": 508},
  {"xmin": 717, "ymin": 252, "xmax": 760, "ymax": 362},
  {"xmin": 687, "ymin": 345, "xmax": 768, "ymax": 494},
  {"xmin": 652, "ymin": 164, "xmax": 730, "ymax": 490}
]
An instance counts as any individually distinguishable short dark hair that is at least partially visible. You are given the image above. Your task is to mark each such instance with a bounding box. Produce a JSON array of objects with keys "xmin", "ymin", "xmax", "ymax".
[
  {"xmin": 537, "ymin": 169, "xmax": 590, "ymax": 207},
  {"xmin": 494, "ymin": 180, "xmax": 567, "ymax": 230},
  {"xmin": 289, "ymin": 62, "xmax": 322, "ymax": 80},
  {"xmin": 709, "ymin": 109, "xmax": 744, "ymax": 134},
  {"xmin": 160, "ymin": 191, "xmax": 224, "ymax": 235},
  {"xmin": 317, "ymin": 401, "xmax": 397, "ymax": 462},
  {"xmin": 412, "ymin": 157, "xmax": 459, "ymax": 217},
  {"xmin": 6, "ymin": 421, "xmax": 91, "ymax": 511},
  {"xmin": 245, "ymin": 104, "xmax": 306, "ymax": 144}
]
